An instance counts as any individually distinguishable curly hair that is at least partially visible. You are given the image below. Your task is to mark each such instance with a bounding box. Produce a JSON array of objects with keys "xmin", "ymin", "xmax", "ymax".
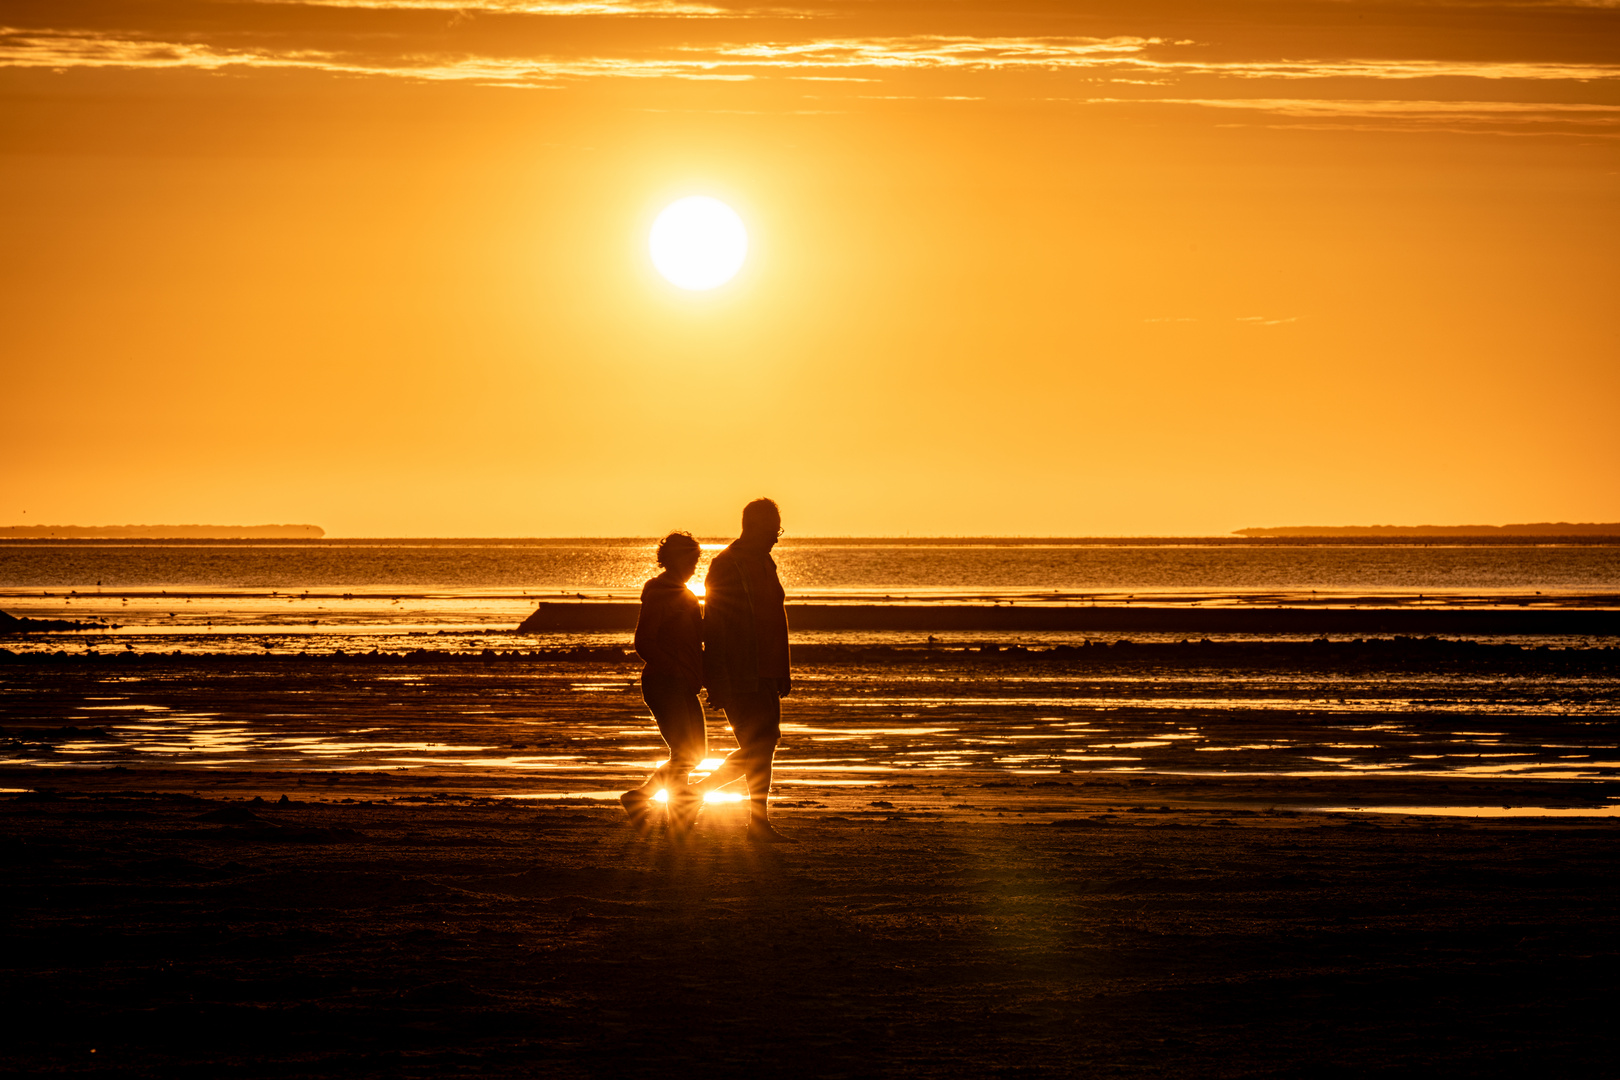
[{"xmin": 655, "ymin": 531, "xmax": 702, "ymax": 569}]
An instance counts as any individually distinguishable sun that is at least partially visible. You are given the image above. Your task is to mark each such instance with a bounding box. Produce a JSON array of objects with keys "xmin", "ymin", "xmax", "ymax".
[{"xmin": 649, "ymin": 196, "xmax": 748, "ymax": 290}]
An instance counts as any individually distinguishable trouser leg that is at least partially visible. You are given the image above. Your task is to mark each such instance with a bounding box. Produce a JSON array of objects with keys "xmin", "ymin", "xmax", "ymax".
[
  {"xmin": 721, "ymin": 688, "xmax": 781, "ymax": 820},
  {"xmin": 642, "ymin": 674, "xmax": 707, "ymax": 790}
]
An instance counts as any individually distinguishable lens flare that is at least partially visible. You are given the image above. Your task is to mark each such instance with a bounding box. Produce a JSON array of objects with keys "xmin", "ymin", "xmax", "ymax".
[{"xmin": 650, "ymin": 787, "xmax": 744, "ymax": 804}]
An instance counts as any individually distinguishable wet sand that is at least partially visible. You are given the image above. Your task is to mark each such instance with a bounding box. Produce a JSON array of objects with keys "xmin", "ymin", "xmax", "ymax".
[{"xmin": 3, "ymin": 648, "xmax": 1618, "ymax": 1076}]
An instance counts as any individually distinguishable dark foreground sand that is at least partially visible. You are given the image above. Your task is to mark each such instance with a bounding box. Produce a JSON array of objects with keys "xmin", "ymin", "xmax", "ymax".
[
  {"xmin": 4, "ymin": 795, "xmax": 1618, "ymax": 1078},
  {"xmin": 3, "ymin": 648, "xmax": 1618, "ymax": 1077}
]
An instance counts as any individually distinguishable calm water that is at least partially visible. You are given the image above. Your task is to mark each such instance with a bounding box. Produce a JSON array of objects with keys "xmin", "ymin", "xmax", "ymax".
[
  {"xmin": 2, "ymin": 539, "xmax": 1616, "ymax": 654},
  {"xmin": 4, "ymin": 542, "xmax": 1616, "ymax": 798},
  {"xmin": 4, "ymin": 539, "xmax": 1618, "ymax": 593}
]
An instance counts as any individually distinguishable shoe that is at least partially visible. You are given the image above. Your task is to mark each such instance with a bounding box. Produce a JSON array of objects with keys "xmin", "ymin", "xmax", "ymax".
[{"xmin": 619, "ymin": 789, "xmax": 654, "ymax": 832}]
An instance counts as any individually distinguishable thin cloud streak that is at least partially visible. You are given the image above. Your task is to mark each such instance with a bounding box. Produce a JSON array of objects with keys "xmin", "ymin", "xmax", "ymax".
[
  {"xmin": 0, "ymin": 29, "xmax": 753, "ymax": 82},
  {"xmin": 1176, "ymin": 58, "xmax": 1620, "ymax": 81},
  {"xmin": 709, "ymin": 36, "xmax": 1163, "ymax": 70},
  {"xmin": 1246, "ymin": 122, "xmax": 1620, "ymax": 136},
  {"xmin": 693, "ymin": 38, "xmax": 1620, "ymax": 82},
  {"xmin": 247, "ymin": 0, "xmax": 799, "ymax": 15},
  {"xmin": 1086, "ymin": 96, "xmax": 1620, "ymax": 135},
  {"xmin": 1152, "ymin": 98, "xmax": 1620, "ymax": 115},
  {"xmin": 4, "ymin": 29, "xmax": 1619, "ymax": 89}
]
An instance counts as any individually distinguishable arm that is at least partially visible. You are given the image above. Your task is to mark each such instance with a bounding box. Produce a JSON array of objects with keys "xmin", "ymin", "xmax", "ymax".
[
  {"xmin": 700, "ymin": 555, "xmax": 741, "ymax": 696},
  {"xmin": 633, "ymin": 589, "xmax": 679, "ymax": 671},
  {"xmin": 776, "ymin": 564, "xmax": 792, "ymax": 696},
  {"xmin": 699, "ymin": 556, "xmax": 739, "ymax": 646}
]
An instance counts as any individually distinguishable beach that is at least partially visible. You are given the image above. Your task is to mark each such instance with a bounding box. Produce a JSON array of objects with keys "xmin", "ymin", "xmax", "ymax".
[
  {"xmin": 6, "ymin": 788, "xmax": 1617, "ymax": 1078},
  {"xmin": 4, "ymin": 644, "xmax": 1617, "ymax": 1076},
  {"xmin": 11, "ymin": 0, "xmax": 1620, "ymax": 1063},
  {"xmin": 4, "ymin": 540, "xmax": 1617, "ymax": 1074}
]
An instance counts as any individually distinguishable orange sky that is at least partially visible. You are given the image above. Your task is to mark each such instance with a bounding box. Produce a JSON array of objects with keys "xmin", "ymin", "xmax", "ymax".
[{"xmin": 2, "ymin": 0, "xmax": 1617, "ymax": 537}]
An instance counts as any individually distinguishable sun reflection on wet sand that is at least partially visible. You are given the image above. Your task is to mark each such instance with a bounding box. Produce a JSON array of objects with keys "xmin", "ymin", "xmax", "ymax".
[
  {"xmin": 648, "ymin": 789, "xmax": 745, "ymax": 804},
  {"xmin": 1, "ymin": 662, "xmax": 1613, "ymax": 803}
]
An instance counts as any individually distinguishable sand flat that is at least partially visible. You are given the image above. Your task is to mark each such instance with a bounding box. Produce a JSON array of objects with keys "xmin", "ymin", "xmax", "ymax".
[{"xmin": 2, "ymin": 649, "xmax": 1617, "ymax": 1075}]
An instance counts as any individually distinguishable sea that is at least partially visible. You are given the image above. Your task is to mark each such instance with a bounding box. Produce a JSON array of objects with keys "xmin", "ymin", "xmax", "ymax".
[
  {"xmin": 3, "ymin": 539, "xmax": 1617, "ymax": 799},
  {"xmin": 1, "ymin": 538, "xmax": 1617, "ymax": 655}
]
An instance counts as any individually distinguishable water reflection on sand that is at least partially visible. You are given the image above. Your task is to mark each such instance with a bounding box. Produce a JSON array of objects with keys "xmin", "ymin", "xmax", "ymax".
[{"xmin": 2, "ymin": 662, "xmax": 1615, "ymax": 798}]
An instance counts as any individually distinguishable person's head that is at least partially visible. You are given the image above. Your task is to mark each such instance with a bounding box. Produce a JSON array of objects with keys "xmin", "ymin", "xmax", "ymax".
[
  {"xmin": 740, "ymin": 498, "xmax": 782, "ymax": 547},
  {"xmin": 655, "ymin": 531, "xmax": 702, "ymax": 581}
]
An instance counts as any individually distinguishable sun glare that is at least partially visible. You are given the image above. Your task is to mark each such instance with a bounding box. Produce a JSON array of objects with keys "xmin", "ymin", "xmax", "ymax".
[
  {"xmin": 649, "ymin": 196, "xmax": 748, "ymax": 290},
  {"xmin": 650, "ymin": 788, "xmax": 745, "ymax": 804}
]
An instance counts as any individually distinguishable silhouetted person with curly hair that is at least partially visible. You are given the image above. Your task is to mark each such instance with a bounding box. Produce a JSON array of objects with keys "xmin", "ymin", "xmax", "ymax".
[
  {"xmin": 689, "ymin": 498, "xmax": 794, "ymax": 842},
  {"xmin": 621, "ymin": 531, "xmax": 706, "ymax": 830}
]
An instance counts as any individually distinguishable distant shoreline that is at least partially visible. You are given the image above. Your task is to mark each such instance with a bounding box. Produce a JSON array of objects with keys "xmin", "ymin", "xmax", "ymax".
[
  {"xmin": 0, "ymin": 525, "xmax": 325, "ymax": 539},
  {"xmin": 1238, "ymin": 522, "xmax": 1620, "ymax": 537}
]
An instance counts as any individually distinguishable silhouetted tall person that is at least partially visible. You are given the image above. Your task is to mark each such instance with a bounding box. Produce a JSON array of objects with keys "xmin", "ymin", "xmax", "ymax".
[
  {"xmin": 690, "ymin": 498, "xmax": 793, "ymax": 842},
  {"xmin": 621, "ymin": 532, "xmax": 706, "ymax": 830}
]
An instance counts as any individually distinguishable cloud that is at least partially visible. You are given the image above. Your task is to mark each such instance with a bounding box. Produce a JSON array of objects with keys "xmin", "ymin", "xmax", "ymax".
[
  {"xmin": 676, "ymin": 37, "xmax": 1620, "ymax": 83},
  {"xmin": 1413, "ymin": 0, "xmax": 1620, "ymax": 6},
  {"xmin": 0, "ymin": 30, "xmax": 1163, "ymax": 84},
  {"xmin": 1151, "ymin": 98, "xmax": 1620, "ymax": 116},
  {"xmin": 707, "ymin": 36, "xmax": 1162, "ymax": 71},
  {"xmin": 1169, "ymin": 59, "xmax": 1620, "ymax": 82},
  {"xmin": 4, "ymin": 28, "xmax": 1619, "ymax": 91},
  {"xmin": 0, "ymin": 28, "xmax": 753, "ymax": 83},
  {"xmin": 0, "ymin": 30, "xmax": 251, "ymax": 73},
  {"xmin": 1084, "ymin": 97, "xmax": 1620, "ymax": 136},
  {"xmin": 246, "ymin": 0, "xmax": 773, "ymax": 14}
]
